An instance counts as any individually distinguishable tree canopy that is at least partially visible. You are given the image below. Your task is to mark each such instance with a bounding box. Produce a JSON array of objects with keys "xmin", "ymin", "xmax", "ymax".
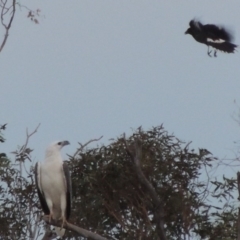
[{"xmin": 0, "ymin": 124, "xmax": 238, "ymax": 239}]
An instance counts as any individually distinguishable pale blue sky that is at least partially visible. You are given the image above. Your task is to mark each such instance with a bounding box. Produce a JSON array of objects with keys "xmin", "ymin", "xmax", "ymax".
[{"xmin": 1, "ymin": 1, "xmax": 240, "ymax": 173}]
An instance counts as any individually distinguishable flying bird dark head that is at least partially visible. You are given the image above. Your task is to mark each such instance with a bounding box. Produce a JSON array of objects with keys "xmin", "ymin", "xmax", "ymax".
[
  {"xmin": 185, "ymin": 19, "xmax": 237, "ymax": 57},
  {"xmin": 185, "ymin": 28, "xmax": 192, "ymax": 35}
]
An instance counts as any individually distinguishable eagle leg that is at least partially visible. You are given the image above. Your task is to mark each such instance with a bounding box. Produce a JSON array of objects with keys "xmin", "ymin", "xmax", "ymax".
[
  {"xmin": 45, "ymin": 198, "xmax": 53, "ymax": 223},
  {"xmin": 59, "ymin": 215, "xmax": 67, "ymax": 229},
  {"xmin": 48, "ymin": 212, "xmax": 53, "ymax": 223}
]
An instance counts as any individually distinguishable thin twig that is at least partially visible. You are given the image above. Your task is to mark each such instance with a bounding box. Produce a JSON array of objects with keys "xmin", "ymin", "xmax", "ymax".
[
  {"xmin": 72, "ymin": 136, "xmax": 103, "ymax": 159},
  {"xmin": 20, "ymin": 123, "xmax": 40, "ymax": 154},
  {"xmin": 0, "ymin": 0, "xmax": 16, "ymax": 52}
]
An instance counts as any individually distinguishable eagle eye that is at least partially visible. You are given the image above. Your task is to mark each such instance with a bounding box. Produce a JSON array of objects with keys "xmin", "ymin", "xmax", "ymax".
[{"xmin": 57, "ymin": 142, "xmax": 62, "ymax": 146}]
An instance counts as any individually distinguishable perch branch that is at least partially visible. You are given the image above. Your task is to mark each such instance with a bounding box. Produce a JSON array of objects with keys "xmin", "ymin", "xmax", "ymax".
[{"xmin": 43, "ymin": 216, "xmax": 108, "ymax": 240}]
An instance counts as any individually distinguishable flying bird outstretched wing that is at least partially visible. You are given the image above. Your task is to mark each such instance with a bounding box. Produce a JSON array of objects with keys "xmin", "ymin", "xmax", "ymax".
[{"xmin": 185, "ymin": 19, "xmax": 237, "ymax": 57}]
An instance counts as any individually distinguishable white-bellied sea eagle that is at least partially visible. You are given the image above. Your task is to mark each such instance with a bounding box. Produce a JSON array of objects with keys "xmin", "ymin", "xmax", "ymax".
[{"xmin": 35, "ymin": 140, "xmax": 72, "ymax": 237}]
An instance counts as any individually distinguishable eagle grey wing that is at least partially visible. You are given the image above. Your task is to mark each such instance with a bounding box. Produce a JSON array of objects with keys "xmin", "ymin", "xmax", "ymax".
[
  {"xmin": 35, "ymin": 162, "xmax": 50, "ymax": 215},
  {"xmin": 62, "ymin": 162, "xmax": 72, "ymax": 220}
]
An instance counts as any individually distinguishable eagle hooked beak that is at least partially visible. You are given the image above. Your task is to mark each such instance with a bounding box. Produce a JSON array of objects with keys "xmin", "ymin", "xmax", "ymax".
[{"xmin": 61, "ymin": 140, "xmax": 70, "ymax": 147}]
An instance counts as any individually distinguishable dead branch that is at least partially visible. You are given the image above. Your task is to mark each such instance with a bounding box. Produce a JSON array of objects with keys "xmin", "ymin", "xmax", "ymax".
[
  {"xmin": 0, "ymin": 0, "xmax": 16, "ymax": 52},
  {"xmin": 11, "ymin": 123, "xmax": 40, "ymax": 162},
  {"xmin": 42, "ymin": 216, "xmax": 108, "ymax": 240},
  {"xmin": 21, "ymin": 123, "xmax": 41, "ymax": 154},
  {"xmin": 72, "ymin": 136, "xmax": 103, "ymax": 159},
  {"xmin": 123, "ymin": 136, "xmax": 167, "ymax": 240},
  {"xmin": 0, "ymin": 2, "xmax": 41, "ymax": 53}
]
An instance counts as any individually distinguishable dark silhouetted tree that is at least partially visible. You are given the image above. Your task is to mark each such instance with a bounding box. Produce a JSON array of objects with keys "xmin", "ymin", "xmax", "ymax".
[{"xmin": 0, "ymin": 124, "xmax": 238, "ymax": 239}]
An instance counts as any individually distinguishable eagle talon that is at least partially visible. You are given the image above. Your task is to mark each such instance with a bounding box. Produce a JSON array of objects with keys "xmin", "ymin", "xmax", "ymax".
[
  {"xmin": 59, "ymin": 216, "xmax": 67, "ymax": 229},
  {"xmin": 47, "ymin": 213, "xmax": 53, "ymax": 223}
]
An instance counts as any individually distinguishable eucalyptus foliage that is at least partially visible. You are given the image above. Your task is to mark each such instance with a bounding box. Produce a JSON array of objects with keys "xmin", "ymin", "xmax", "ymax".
[{"xmin": 0, "ymin": 125, "xmax": 237, "ymax": 239}]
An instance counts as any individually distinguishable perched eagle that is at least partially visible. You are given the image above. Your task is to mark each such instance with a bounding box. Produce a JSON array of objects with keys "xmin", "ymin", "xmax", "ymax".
[
  {"xmin": 185, "ymin": 19, "xmax": 237, "ymax": 57},
  {"xmin": 35, "ymin": 140, "xmax": 72, "ymax": 237}
]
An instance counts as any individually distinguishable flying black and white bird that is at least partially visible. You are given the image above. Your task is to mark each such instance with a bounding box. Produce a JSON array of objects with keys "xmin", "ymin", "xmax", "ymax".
[
  {"xmin": 35, "ymin": 140, "xmax": 72, "ymax": 237},
  {"xmin": 185, "ymin": 19, "xmax": 237, "ymax": 57}
]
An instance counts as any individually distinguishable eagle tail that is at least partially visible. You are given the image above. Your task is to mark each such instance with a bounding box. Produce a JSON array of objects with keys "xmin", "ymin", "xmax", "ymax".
[{"xmin": 54, "ymin": 227, "xmax": 65, "ymax": 237}]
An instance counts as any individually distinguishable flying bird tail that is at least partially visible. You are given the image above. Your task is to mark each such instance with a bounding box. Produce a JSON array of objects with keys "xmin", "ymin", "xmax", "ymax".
[
  {"xmin": 208, "ymin": 41, "xmax": 237, "ymax": 53},
  {"xmin": 55, "ymin": 227, "xmax": 65, "ymax": 237}
]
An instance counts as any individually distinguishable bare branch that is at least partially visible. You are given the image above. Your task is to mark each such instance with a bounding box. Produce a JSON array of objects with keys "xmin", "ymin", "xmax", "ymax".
[
  {"xmin": 123, "ymin": 136, "xmax": 167, "ymax": 240},
  {"xmin": 72, "ymin": 136, "xmax": 103, "ymax": 159},
  {"xmin": 11, "ymin": 123, "xmax": 40, "ymax": 165},
  {"xmin": 42, "ymin": 216, "xmax": 108, "ymax": 240},
  {"xmin": 0, "ymin": 1, "xmax": 41, "ymax": 53},
  {"xmin": 21, "ymin": 123, "xmax": 40, "ymax": 153},
  {"xmin": 0, "ymin": 0, "xmax": 16, "ymax": 52}
]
